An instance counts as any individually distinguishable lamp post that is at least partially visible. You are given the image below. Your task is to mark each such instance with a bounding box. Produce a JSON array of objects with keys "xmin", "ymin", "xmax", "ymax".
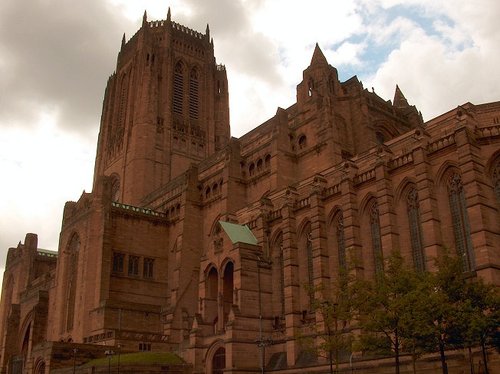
[
  {"xmin": 104, "ymin": 350, "xmax": 114, "ymax": 374},
  {"xmin": 117, "ymin": 344, "xmax": 121, "ymax": 374},
  {"xmin": 322, "ymin": 300, "xmax": 338, "ymax": 374},
  {"xmin": 72, "ymin": 348, "xmax": 78, "ymax": 374},
  {"xmin": 334, "ymin": 302, "xmax": 338, "ymax": 374}
]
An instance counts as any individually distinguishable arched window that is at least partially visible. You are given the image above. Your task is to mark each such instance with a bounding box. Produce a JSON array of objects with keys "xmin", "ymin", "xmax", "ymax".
[
  {"xmin": 272, "ymin": 232, "xmax": 285, "ymax": 317},
  {"xmin": 370, "ymin": 202, "xmax": 384, "ymax": 275},
  {"xmin": 249, "ymin": 163, "xmax": 255, "ymax": 176},
  {"xmin": 298, "ymin": 135, "xmax": 307, "ymax": 149},
  {"xmin": 173, "ymin": 62, "xmax": 184, "ymax": 115},
  {"xmin": 308, "ymin": 79, "xmax": 314, "ymax": 97},
  {"xmin": 212, "ymin": 347, "xmax": 226, "ymax": 374},
  {"xmin": 110, "ymin": 175, "xmax": 120, "ymax": 202},
  {"xmin": 407, "ymin": 188, "xmax": 425, "ymax": 271},
  {"xmin": 205, "ymin": 267, "xmax": 219, "ymax": 334},
  {"xmin": 189, "ymin": 67, "xmax": 199, "ymax": 119},
  {"xmin": 118, "ymin": 74, "xmax": 128, "ymax": 128},
  {"xmin": 303, "ymin": 224, "xmax": 314, "ymax": 307},
  {"xmin": 375, "ymin": 131, "xmax": 385, "ymax": 145},
  {"xmin": 66, "ymin": 234, "xmax": 80, "ymax": 331},
  {"xmin": 493, "ymin": 159, "xmax": 500, "ymax": 203},
  {"xmin": 335, "ymin": 213, "xmax": 347, "ymax": 272},
  {"xmin": 257, "ymin": 159, "xmax": 263, "ymax": 172},
  {"xmin": 222, "ymin": 262, "xmax": 234, "ymax": 325},
  {"xmin": 448, "ymin": 173, "xmax": 474, "ymax": 272},
  {"xmin": 207, "ymin": 267, "xmax": 218, "ymax": 299},
  {"xmin": 264, "ymin": 154, "xmax": 271, "ymax": 169},
  {"xmin": 34, "ymin": 360, "xmax": 46, "ymax": 374}
]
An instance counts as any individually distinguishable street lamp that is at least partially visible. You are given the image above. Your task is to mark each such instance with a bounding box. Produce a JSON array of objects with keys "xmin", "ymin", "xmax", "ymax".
[
  {"xmin": 117, "ymin": 344, "xmax": 121, "ymax": 374},
  {"xmin": 105, "ymin": 350, "xmax": 114, "ymax": 374},
  {"xmin": 321, "ymin": 300, "xmax": 338, "ymax": 374},
  {"xmin": 72, "ymin": 348, "xmax": 78, "ymax": 374}
]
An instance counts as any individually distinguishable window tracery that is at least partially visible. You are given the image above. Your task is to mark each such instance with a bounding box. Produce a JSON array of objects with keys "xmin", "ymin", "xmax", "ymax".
[
  {"xmin": 493, "ymin": 160, "xmax": 500, "ymax": 203},
  {"xmin": 66, "ymin": 234, "xmax": 80, "ymax": 331},
  {"xmin": 448, "ymin": 173, "xmax": 474, "ymax": 271},
  {"xmin": 335, "ymin": 213, "xmax": 346, "ymax": 272},
  {"xmin": 370, "ymin": 202, "xmax": 383, "ymax": 274},
  {"xmin": 407, "ymin": 188, "xmax": 425, "ymax": 271},
  {"xmin": 173, "ymin": 62, "xmax": 184, "ymax": 115},
  {"xmin": 304, "ymin": 225, "xmax": 314, "ymax": 305},
  {"xmin": 189, "ymin": 67, "xmax": 199, "ymax": 119}
]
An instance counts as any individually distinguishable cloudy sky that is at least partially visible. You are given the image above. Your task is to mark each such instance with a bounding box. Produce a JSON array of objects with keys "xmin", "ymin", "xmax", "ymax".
[{"xmin": 1, "ymin": 0, "xmax": 500, "ymax": 275}]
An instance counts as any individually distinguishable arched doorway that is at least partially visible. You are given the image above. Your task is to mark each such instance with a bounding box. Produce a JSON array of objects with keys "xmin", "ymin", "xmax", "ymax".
[
  {"xmin": 34, "ymin": 359, "xmax": 46, "ymax": 374},
  {"xmin": 205, "ymin": 266, "xmax": 219, "ymax": 332},
  {"xmin": 222, "ymin": 262, "xmax": 234, "ymax": 324},
  {"xmin": 212, "ymin": 347, "xmax": 226, "ymax": 374}
]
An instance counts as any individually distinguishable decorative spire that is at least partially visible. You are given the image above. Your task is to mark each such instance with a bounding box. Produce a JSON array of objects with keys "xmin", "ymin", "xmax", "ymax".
[
  {"xmin": 121, "ymin": 33, "xmax": 126, "ymax": 48},
  {"xmin": 310, "ymin": 43, "xmax": 328, "ymax": 66},
  {"xmin": 393, "ymin": 85, "xmax": 409, "ymax": 108},
  {"xmin": 167, "ymin": 7, "xmax": 171, "ymax": 22},
  {"xmin": 142, "ymin": 10, "xmax": 147, "ymax": 26},
  {"xmin": 206, "ymin": 23, "xmax": 210, "ymax": 39}
]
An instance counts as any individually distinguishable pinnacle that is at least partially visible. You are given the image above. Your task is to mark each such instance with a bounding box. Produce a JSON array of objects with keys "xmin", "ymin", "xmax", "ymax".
[
  {"xmin": 310, "ymin": 43, "xmax": 328, "ymax": 66},
  {"xmin": 393, "ymin": 85, "xmax": 409, "ymax": 108}
]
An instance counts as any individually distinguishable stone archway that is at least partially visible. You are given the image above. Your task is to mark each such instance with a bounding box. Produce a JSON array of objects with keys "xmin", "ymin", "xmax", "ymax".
[
  {"xmin": 34, "ymin": 359, "xmax": 46, "ymax": 374},
  {"xmin": 212, "ymin": 347, "xmax": 225, "ymax": 374},
  {"xmin": 222, "ymin": 262, "xmax": 234, "ymax": 325}
]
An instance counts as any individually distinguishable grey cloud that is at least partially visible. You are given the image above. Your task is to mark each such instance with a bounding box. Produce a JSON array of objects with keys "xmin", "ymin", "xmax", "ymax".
[
  {"xmin": 170, "ymin": 0, "xmax": 284, "ymax": 86},
  {"xmin": 0, "ymin": 0, "xmax": 134, "ymax": 138}
]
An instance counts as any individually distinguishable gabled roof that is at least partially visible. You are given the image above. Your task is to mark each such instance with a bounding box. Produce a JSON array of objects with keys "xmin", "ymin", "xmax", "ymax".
[{"xmin": 219, "ymin": 221, "xmax": 258, "ymax": 245}]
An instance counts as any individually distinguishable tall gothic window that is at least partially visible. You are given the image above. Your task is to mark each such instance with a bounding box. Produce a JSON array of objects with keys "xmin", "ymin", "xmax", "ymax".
[
  {"xmin": 407, "ymin": 188, "xmax": 425, "ymax": 271},
  {"xmin": 143, "ymin": 258, "xmax": 154, "ymax": 279},
  {"xmin": 118, "ymin": 74, "xmax": 128, "ymax": 127},
  {"xmin": 189, "ymin": 68, "xmax": 199, "ymax": 120},
  {"xmin": 173, "ymin": 62, "xmax": 184, "ymax": 115},
  {"xmin": 128, "ymin": 255, "xmax": 140, "ymax": 276},
  {"xmin": 370, "ymin": 202, "xmax": 384, "ymax": 274},
  {"xmin": 111, "ymin": 175, "xmax": 120, "ymax": 202},
  {"xmin": 493, "ymin": 160, "xmax": 500, "ymax": 203},
  {"xmin": 112, "ymin": 252, "xmax": 124, "ymax": 273},
  {"xmin": 305, "ymin": 227, "xmax": 314, "ymax": 305},
  {"xmin": 335, "ymin": 213, "xmax": 347, "ymax": 272},
  {"xmin": 66, "ymin": 234, "xmax": 80, "ymax": 331},
  {"xmin": 448, "ymin": 173, "xmax": 475, "ymax": 272},
  {"xmin": 274, "ymin": 233, "xmax": 285, "ymax": 317}
]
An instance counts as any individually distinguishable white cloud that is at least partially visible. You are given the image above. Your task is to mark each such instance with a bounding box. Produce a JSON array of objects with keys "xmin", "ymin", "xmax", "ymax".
[
  {"xmin": 0, "ymin": 111, "xmax": 95, "ymax": 254},
  {"xmin": 363, "ymin": 0, "xmax": 500, "ymax": 120},
  {"xmin": 1, "ymin": 0, "xmax": 500, "ymax": 289}
]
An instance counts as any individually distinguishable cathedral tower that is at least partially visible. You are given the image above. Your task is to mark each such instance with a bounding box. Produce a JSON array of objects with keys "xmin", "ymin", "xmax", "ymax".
[{"xmin": 93, "ymin": 9, "xmax": 230, "ymax": 206}]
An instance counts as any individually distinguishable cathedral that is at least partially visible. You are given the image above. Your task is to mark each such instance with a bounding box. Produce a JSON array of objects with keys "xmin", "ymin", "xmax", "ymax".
[{"xmin": 1, "ymin": 9, "xmax": 499, "ymax": 374}]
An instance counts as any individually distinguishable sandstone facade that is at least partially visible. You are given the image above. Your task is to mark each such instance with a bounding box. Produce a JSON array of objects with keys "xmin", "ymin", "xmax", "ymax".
[{"xmin": 1, "ymin": 10, "xmax": 499, "ymax": 374}]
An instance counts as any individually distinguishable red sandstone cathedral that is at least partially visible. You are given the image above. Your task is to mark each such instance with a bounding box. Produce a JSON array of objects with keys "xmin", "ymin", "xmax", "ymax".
[{"xmin": 1, "ymin": 9, "xmax": 499, "ymax": 374}]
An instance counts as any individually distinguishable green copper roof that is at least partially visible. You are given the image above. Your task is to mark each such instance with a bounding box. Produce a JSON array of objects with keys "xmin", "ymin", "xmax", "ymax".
[{"xmin": 219, "ymin": 221, "xmax": 258, "ymax": 245}]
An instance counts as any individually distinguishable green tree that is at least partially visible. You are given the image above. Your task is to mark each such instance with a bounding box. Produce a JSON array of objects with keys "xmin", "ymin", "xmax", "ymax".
[
  {"xmin": 413, "ymin": 250, "xmax": 500, "ymax": 374},
  {"xmin": 299, "ymin": 272, "xmax": 354, "ymax": 374},
  {"xmin": 450, "ymin": 272, "xmax": 500, "ymax": 374},
  {"xmin": 352, "ymin": 250, "xmax": 421, "ymax": 374}
]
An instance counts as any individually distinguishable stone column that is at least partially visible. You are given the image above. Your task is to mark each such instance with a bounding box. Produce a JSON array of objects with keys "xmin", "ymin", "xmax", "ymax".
[
  {"xmin": 280, "ymin": 189, "xmax": 301, "ymax": 367},
  {"xmin": 339, "ymin": 163, "xmax": 363, "ymax": 278},
  {"xmin": 375, "ymin": 156, "xmax": 399, "ymax": 261},
  {"xmin": 309, "ymin": 177, "xmax": 329, "ymax": 299},
  {"xmin": 412, "ymin": 138, "xmax": 443, "ymax": 270},
  {"xmin": 455, "ymin": 121, "xmax": 500, "ymax": 282}
]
